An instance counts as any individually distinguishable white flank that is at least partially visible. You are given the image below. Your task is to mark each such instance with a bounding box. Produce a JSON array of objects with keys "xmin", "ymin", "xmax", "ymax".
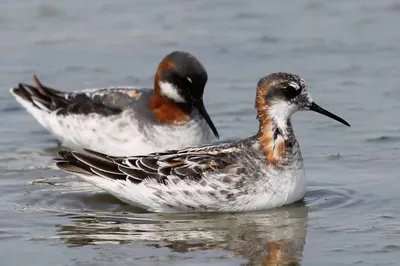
[
  {"xmin": 68, "ymin": 157, "xmax": 306, "ymax": 213},
  {"xmin": 11, "ymin": 89, "xmax": 215, "ymax": 156}
]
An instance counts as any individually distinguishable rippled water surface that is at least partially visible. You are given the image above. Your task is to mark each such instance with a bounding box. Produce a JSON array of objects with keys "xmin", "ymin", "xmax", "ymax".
[{"xmin": 1, "ymin": 0, "xmax": 400, "ymax": 265}]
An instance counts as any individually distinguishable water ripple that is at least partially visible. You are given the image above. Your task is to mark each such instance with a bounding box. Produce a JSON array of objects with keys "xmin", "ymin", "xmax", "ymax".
[
  {"xmin": 365, "ymin": 135, "xmax": 400, "ymax": 143},
  {"xmin": 306, "ymin": 183, "xmax": 365, "ymax": 211}
]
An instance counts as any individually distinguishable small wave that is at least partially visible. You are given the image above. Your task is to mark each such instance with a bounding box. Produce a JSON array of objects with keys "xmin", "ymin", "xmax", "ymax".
[
  {"xmin": 1, "ymin": 105, "xmax": 22, "ymax": 113},
  {"xmin": 35, "ymin": 4, "xmax": 65, "ymax": 19},
  {"xmin": 365, "ymin": 136, "xmax": 400, "ymax": 143},
  {"xmin": 326, "ymin": 153, "xmax": 342, "ymax": 160}
]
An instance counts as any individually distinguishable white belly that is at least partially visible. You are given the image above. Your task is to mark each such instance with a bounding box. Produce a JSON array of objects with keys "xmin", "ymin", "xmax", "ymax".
[{"xmin": 74, "ymin": 165, "xmax": 307, "ymax": 213}]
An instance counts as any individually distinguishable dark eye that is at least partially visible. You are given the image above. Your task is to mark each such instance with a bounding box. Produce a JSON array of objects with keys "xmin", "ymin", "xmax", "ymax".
[{"xmin": 283, "ymin": 84, "xmax": 302, "ymax": 99}]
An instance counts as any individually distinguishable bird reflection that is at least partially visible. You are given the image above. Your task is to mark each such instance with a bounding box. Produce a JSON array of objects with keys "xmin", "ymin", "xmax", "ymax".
[{"xmin": 56, "ymin": 200, "xmax": 308, "ymax": 265}]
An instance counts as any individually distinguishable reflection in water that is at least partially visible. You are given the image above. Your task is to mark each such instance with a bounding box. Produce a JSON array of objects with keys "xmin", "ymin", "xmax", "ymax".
[{"xmin": 56, "ymin": 202, "xmax": 308, "ymax": 265}]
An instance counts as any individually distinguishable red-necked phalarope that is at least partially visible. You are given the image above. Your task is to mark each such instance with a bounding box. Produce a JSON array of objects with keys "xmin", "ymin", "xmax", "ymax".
[
  {"xmin": 11, "ymin": 51, "xmax": 219, "ymax": 156},
  {"xmin": 55, "ymin": 72, "xmax": 350, "ymax": 212}
]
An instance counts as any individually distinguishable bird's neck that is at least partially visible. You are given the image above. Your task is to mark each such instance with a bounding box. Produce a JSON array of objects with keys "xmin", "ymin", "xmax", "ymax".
[
  {"xmin": 149, "ymin": 85, "xmax": 192, "ymax": 125},
  {"xmin": 256, "ymin": 103, "xmax": 300, "ymax": 167}
]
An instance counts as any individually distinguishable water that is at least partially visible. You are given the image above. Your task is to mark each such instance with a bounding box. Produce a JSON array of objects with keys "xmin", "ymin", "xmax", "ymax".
[{"xmin": 1, "ymin": 0, "xmax": 399, "ymax": 265}]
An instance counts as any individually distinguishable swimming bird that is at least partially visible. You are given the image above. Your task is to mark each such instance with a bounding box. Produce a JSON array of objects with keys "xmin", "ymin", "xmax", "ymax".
[
  {"xmin": 11, "ymin": 51, "xmax": 219, "ymax": 156},
  {"xmin": 56, "ymin": 72, "xmax": 350, "ymax": 212}
]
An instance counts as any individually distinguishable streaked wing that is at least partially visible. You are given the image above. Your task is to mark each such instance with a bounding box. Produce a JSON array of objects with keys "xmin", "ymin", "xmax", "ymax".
[{"xmin": 56, "ymin": 143, "xmax": 242, "ymax": 184}]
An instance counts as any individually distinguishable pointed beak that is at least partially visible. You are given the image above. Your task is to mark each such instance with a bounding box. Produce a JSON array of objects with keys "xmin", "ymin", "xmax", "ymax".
[
  {"xmin": 192, "ymin": 99, "xmax": 220, "ymax": 138},
  {"xmin": 309, "ymin": 102, "xmax": 350, "ymax": 127}
]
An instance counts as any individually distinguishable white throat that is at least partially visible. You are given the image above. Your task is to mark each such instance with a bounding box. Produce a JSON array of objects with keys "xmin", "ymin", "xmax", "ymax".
[
  {"xmin": 268, "ymin": 100, "xmax": 297, "ymax": 134},
  {"xmin": 159, "ymin": 81, "xmax": 186, "ymax": 102}
]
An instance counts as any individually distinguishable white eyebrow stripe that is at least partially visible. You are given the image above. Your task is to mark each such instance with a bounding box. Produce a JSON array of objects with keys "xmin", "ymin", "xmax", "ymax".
[
  {"xmin": 187, "ymin": 77, "xmax": 192, "ymax": 83},
  {"xmin": 288, "ymin": 81, "xmax": 300, "ymax": 90}
]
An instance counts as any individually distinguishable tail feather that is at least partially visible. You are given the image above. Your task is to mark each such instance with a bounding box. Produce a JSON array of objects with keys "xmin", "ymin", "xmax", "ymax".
[
  {"xmin": 55, "ymin": 162, "xmax": 93, "ymax": 175},
  {"xmin": 57, "ymin": 151, "xmax": 92, "ymax": 173},
  {"xmin": 71, "ymin": 151, "xmax": 121, "ymax": 174},
  {"xmin": 11, "ymin": 75, "xmax": 69, "ymax": 112},
  {"xmin": 33, "ymin": 74, "xmax": 65, "ymax": 97},
  {"xmin": 11, "ymin": 86, "xmax": 31, "ymax": 102},
  {"xmin": 56, "ymin": 151, "xmax": 144, "ymax": 209},
  {"xmin": 83, "ymin": 148, "xmax": 118, "ymax": 160},
  {"xmin": 56, "ymin": 150, "xmax": 126, "ymax": 181}
]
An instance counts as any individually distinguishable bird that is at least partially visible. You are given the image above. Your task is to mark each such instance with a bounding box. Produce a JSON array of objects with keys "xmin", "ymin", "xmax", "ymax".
[
  {"xmin": 11, "ymin": 51, "xmax": 219, "ymax": 156},
  {"xmin": 55, "ymin": 72, "xmax": 350, "ymax": 213}
]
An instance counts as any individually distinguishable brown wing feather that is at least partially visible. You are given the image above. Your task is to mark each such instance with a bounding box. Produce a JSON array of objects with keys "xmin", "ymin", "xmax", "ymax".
[{"xmin": 56, "ymin": 145, "xmax": 241, "ymax": 184}]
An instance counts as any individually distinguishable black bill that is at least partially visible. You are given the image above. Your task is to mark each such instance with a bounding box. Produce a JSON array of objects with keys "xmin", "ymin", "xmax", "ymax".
[
  {"xmin": 309, "ymin": 102, "xmax": 350, "ymax": 127},
  {"xmin": 193, "ymin": 100, "xmax": 220, "ymax": 138}
]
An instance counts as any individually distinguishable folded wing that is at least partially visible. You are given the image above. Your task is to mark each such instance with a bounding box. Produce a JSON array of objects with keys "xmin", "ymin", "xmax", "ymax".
[
  {"xmin": 56, "ymin": 144, "xmax": 242, "ymax": 184},
  {"xmin": 11, "ymin": 75, "xmax": 147, "ymax": 116}
]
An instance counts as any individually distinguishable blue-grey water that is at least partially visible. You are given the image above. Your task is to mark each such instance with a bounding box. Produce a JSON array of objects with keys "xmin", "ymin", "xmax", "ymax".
[{"xmin": 1, "ymin": 0, "xmax": 400, "ymax": 265}]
